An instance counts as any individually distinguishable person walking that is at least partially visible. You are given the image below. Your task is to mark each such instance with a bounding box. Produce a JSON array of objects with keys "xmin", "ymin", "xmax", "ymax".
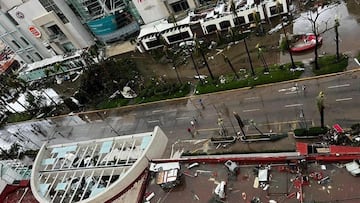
[
  {"xmin": 187, "ymin": 127, "xmax": 194, "ymax": 138},
  {"xmin": 199, "ymin": 99, "xmax": 205, "ymax": 109}
]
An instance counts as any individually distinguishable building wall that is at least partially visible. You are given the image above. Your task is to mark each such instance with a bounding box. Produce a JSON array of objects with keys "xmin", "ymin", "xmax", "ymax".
[
  {"xmin": 132, "ymin": 0, "xmax": 170, "ymax": 24},
  {"xmin": 53, "ymin": 0, "xmax": 95, "ymax": 48},
  {"xmin": 0, "ymin": 0, "xmax": 94, "ymax": 63}
]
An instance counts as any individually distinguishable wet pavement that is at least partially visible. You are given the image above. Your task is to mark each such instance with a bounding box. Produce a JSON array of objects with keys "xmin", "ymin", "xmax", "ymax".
[{"xmin": 281, "ymin": 0, "xmax": 360, "ymax": 65}]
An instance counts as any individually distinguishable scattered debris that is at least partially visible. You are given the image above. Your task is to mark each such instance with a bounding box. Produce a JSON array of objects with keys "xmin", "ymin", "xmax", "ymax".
[
  {"xmin": 224, "ymin": 160, "xmax": 239, "ymax": 174},
  {"xmin": 214, "ymin": 181, "xmax": 226, "ymax": 199},
  {"xmin": 145, "ymin": 192, "xmax": 155, "ymax": 201},
  {"xmin": 188, "ymin": 162, "xmax": 199, "ymax": 169}
]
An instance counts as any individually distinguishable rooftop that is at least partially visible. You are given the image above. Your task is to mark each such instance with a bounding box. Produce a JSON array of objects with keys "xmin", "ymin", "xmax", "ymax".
[{"xmin": 30, "ymin": 126, "xmax": 168, "ymax": 203}]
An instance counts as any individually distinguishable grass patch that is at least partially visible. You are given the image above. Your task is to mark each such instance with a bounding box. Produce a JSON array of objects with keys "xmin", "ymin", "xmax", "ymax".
[
  {"xmin": 313, "ymin": 55, "xmax": 348, "ymax": 76},
  {"xmin": 134, "ymin": 83, "xmax": 190, "ymax": 104},
  {"xmin": 96, "ymin": 98, "xmax": 130, "ymax": 109},
  {"xmin": 196, "ymin": 62, "xmax": 303, "ymax": 94},
  {"xmin": 6, "ymin": 112, "xmax": 33, "ymax": 123}
]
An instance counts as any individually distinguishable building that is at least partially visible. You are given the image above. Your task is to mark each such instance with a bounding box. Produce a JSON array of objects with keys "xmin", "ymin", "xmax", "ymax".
[
  {"xmin": 136, "ymin": 0, "xmax": 288, "ymax": 52},
  {"xmin": 0, "ymin": 0, "xmax": 95, "ymax": 64},
  {"xmin": 66, "ymin": 0, "xmax": 141, "ymax": 43},
  {"xmin": 30, "ymin": 126, "xmax": 168, "ymax": 203}
]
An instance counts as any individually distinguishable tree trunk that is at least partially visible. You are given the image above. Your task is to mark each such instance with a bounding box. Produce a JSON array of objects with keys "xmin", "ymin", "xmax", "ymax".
[
  {"xmin": 244, "ymin": 38, "xmax": 255, "ymax": 76},
  {"xmin": 335, "ymin": 23, "xmax": 340, "ymax": 61},
  {"xmin": 190, "ymin": 53, "xmax": 203, "ymax": 85},
  {"xmin": 226, "ymin": 57, "xmax": 240, "ymax": 79},
  {"xmin": 320, "ymin": 107, "xmax": 324, "ymax": 128},
  {"xmin": 200, "ymin": 50, "xmax": 214, "ymax": 80}
]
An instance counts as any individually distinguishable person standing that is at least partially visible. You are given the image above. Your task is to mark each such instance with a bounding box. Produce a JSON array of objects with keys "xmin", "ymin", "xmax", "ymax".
[{"xmin": 187, "ymin": 128, "xmax": 194, "ymax": 138}]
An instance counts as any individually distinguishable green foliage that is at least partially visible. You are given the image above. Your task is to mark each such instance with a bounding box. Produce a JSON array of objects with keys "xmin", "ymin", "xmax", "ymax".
[
  {"xmin": 313, "ymin": 55, "xmax": 348, "ymax": 75},
  {"xmin": 196, "ymin": 62, "xmax": 303, "ymax": 94},
  {"xmin": 135, "ymin": 83, "xmax": 190, "ymax": 104},
  {"xmin": 279, "ymin": 37, "xmax": 289, "ymax": 52},
  {"xmin": 6, "ymin": 112, "xmax": 32, "ymax": 123},
  {"xmin": 79, "ymin": 58, "xmax": 140, "ymax": 106},
  {"xmin": 96, "ymin": 98, "xmax": 130, "ymax": 109},
  {"xmin": 294, "ymin": 127, "xmax": 328, "ymax": 137}
]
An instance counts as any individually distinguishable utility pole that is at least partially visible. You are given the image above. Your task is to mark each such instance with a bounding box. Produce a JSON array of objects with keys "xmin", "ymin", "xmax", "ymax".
[{"xmin": 96, "ymin": 111, "xmax": 121, "ymax": 136}]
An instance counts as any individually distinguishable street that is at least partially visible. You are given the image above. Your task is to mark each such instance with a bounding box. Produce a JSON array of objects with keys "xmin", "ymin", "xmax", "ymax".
[{"xmin": 0, "ymin": 70, "xmax": 359, "ymax": 157}]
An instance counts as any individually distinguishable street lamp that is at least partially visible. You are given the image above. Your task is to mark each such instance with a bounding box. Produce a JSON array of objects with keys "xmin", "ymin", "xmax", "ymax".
[
  {"xmin": 96, "ymin": 111, "xmax": 121, "ymax": 136},
  {"xmin": 172, "ymin": 66, "xmax": 182, "ymax": 84}
]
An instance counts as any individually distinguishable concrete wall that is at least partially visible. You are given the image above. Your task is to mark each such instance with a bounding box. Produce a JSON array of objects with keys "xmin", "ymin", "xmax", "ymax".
[{"xmin": 132, "ymin": 0, "xmax": 170, "ymax": 24}]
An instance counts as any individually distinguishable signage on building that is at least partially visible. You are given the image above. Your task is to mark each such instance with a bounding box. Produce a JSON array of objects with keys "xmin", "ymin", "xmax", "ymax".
[
  {"xmin": 29, "ymin": 26, "xmax": 41, "ymax": 38},
  {"xmin": 16, "ymin": 11, "xmax": 24, "ymax": 19}
]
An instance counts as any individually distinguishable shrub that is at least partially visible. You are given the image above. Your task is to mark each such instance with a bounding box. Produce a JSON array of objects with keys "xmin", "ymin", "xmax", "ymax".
[
  {"xmin": 313, "ymin": 55, "xmax": 348, "ymax": 75},
  {"xmin": 294, "ymin": 127, "xmax": 328, "ymax": 137}
]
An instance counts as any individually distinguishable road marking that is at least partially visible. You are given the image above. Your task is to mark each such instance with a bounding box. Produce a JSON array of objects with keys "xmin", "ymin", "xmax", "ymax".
[
  {"xmin": 176, "ymin": 116, "xmax": 191, "ymax": 120},
  {"xmin": 152, "ymin": 110, "xmax": 163, "ymax": 113},
  {"xmin": 244, "ymin": 96, "xmax": 259, "ymax": 100},
  {"xmin": 242, "ymin": 108, "xmax": 260, "ymax": 112},
  {"xmin": 335, "ymin": 98, "xmax": 352, "ymax": 102},
  {"xmin": 285, "ymin": 91, "xmax": 297, "ymax": 95},
  {"xmin": 284, "ymin": 103, "xmax": 303, "ymax": 108},
  {"xmin": 147, "ymin": 120, "xmax": 160, "ymax": 123},
  {"xmin": 328, "ymin": 84, "xmax": 350, "ymax": 89}
]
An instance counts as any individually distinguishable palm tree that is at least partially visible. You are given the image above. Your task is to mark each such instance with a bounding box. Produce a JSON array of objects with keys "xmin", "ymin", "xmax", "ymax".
[
  {"xmin": 230, "ymin": 0, "xmax": 255, "ymax": 76},
  {"xmin": 222, "ymin": 54, "xmax": 239, "ymax": 80},
  {"xmin": 194, "ymin": 34, "xmax": 214, "ymax": 80},
  {"xmin": 256, "ymin": 44, "xmax": 269, "ymax": 73},
  {"xmin": 334, "ymin": 16, "xmax": 340, "ymax": 61},
  {"xmin": 277, "ymin": 0, "xmax": 296, "ymax": 69},
  {"xmin": 316, "ymin": 91, "xmax": 325, "ymax": 128},
  {"xmin": 170, "ymin": 14, "xmax": 204, "ymax": 84}
]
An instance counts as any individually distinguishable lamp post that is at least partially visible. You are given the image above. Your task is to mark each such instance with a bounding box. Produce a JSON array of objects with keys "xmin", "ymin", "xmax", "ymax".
[
  {"xmin": 172, "ymin": 66, "xmax": 182, "ymax": 84},
  {"xmin": 96, "ymin": 111, "xmax": 121, "ymax": 136},
  {"xmin": 243, "ymin": 38, "xmax": 255, "ymax": 76}
]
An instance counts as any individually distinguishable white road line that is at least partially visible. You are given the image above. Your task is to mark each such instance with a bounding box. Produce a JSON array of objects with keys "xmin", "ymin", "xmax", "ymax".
[
  {"xmin": 285, "ymin": 104, "xmax": 303, "ymax": 108},
  {"xmin": 285, "ymin": 91, "xmax": 297, "ymax": 95},
  {"xmin": 242, "ymin": 108, "xmax": 260, "ymax": 112},
  {"xmin": 147, "ymin": 120, "xmax": 160, "ymax": 123},
  {"xmin": 335, "ymin": 98, "xmax": 352, "ymax": 102},
  {"xmin": 152, "ymin": 110, "xmax": 163, "ymax": 113},
  {"xmin": 328, "ymin": 84, "xmax": 350, "ymax": 89},
  {"xmin": 176, "ymin": 117, "xmax": 191, "ymax": 120},
  {"xmin": 244, "ymin": 96, "xmax": 259, "ymax": 100}
]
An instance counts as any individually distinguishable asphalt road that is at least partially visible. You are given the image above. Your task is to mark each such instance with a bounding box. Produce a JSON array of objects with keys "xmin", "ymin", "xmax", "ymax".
[{"xmin": 1, "ymin": 70, "xmax": 359, "ymax": 155}]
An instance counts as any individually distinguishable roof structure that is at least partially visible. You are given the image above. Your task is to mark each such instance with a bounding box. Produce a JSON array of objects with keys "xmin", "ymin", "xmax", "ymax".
[{"xmin": 30, "ymin": 126, "xmax": 168, "ymax": 203}]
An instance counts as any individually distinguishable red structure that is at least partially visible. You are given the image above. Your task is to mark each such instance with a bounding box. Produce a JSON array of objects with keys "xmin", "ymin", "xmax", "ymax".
[{"xmin": 290, "ymin": 34, "xmax": 323, "ymax": 53}]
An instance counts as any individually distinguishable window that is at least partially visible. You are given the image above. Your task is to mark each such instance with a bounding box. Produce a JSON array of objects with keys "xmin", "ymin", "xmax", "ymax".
[
  {"xmin": 12, "ymin": 40, "xmax": 21, "ymax": 49},
  {"xmin": 26, "ymin": 55, "xmax": 34, "ymax": 62},
  {"xmin": 145, "ymin": 39, "xmax": 161, "ymax": 49},
  {"xmin": 35, "ymin": 52, "xmax": 43, "ymax": 60},
  {"xmin": 171, "ymin": 0, "xmax": 189, "ymax": 13},
  {"xmin": 166, "ymin": 32, "xmax": 190, "ymax": 43},
  {"xmin": 206, "ymin": 24, "xmax": 217, "ymax": 33},
  {"xmin": 62, "ymin": 42, "xmax": 75, "ymax": 52},
  {"xmin": 270, "ymin": 5, "xmax": 283, "ymax": 15},
  {"xmin": 234, "ymin": 16, "xmax": 246, "ymax": 26},
  {"xmin": 47, "ymin": 25, "xmax": 63, "ymax": 35},
  {"xmin": 219, "ymin": 21, "xmax": 231, "ymax": 30},
  {"xmin": 39, "ymin": 0, "xmax": 69, "ymax": 24},
  {"xmin": 20, "ymin": 37, "xmax": 29, "ymax": 45},
  {"xmin": 248, "ymin": 12, "xmax": 260, "ymax": 22}
]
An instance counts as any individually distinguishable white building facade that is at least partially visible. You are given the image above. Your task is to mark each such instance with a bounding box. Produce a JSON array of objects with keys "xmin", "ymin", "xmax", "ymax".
[{"xmin": 0, "ymin": 0, "xmax": 95, "ymax": 64}]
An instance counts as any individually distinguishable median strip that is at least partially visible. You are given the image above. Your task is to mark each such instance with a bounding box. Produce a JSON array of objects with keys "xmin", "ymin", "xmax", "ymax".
[
  {"xmin": 284, "ymin": 104, "xmax": 303, "ymax": 108},
  {"xmin": 335, "ymin": 98, "xmax": 352, "ymax": 102}
]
